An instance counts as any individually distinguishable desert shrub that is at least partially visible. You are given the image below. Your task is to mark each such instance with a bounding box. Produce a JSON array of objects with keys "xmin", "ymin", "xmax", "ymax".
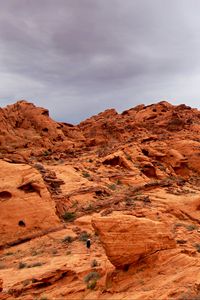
[
  {"xmin": 62, "ymin": 212, "xmax": 76, "ymax": 222},
  {"xmin": 84, "ymin": 271, "xmax": 100, "ymax": 283},
  {"xmin": 116, "ymin": 179, "xmax": 122, "ymax": 185},
  {"xmin": 79, "ymin": 231, "xmax": 90, "ymax": 242},
  {"xmin": 62, "ymin": 236, "xmax": 74, "ymax": 243},
  {"xmin": 108, "ymin": 184, "xmax": 116, "ymax": 191},
  {"xmin": 87, "ymin": 279, "xmax": 97, "ymax": 289},
  {"xmin": 125, "ymin": 153, "xmax": 132, "ymax": 161},
  {"xmin": 186, "ymin": 224, "xmax": 197, "ymax": 231},
  {"xmin": 125, "ymin": 197, "xmax": 135, "ymax": 206},
  {"xmin": 5, "ymin": 252, "xmax": 13, "ymax": 256},
  {"xmin": 82, "ymin": 171, "xmax": 90, "ymax": 178},
  {"xmin": 91, "ymin": 259, "xmax": 98, "ymax": 268},
  {"xmin": 84, "ymin": 204, "xmax": 94, "ymax": 211},
  {"xmin": 176, "ymin": 239, "xmax": 187, "ymax": 244},
  {"xmin": 18, "ymin": 262, "xmax": 27, "ymax": 269},
  {"xmin": 28, "ymin": 262, "xmax": 43, "ymax": 268},
  {"xmin": 43, "ymin": 150, "xmax": 50, "ymax": 156},
  {"xmin": 71, "ymin": 200, "xmax": 78, "ymax": 208},
  {"xmin": 173, "ymin": 223, "xmax": 184, "ymax": 230},
  {"xmin": 195, "ymin": 244, "xmax": 200, "ymax": 253}
]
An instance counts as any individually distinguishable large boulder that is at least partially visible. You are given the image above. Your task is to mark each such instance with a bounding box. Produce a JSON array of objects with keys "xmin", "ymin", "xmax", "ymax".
[
  {"xmin": 92, "ymin": 215, "xmax": 176, "ymax": 269},
  {"xmin": 0, "ymin": 160, "xmax": 61, "ymax": 247}
]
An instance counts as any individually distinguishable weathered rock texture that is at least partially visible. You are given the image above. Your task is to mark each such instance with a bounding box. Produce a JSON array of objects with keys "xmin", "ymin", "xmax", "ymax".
[
  {"xmin": 0, "ymin": 160, "xmax": 60, "ymax": 247},
  {"xmin": 2, "ymin": 100, "xmax": 200, "ymax": 299},
  {"xmin": 0, "ymin": 100, "xmax": 84, "ymax": 161},
  {"xmin": 92, "ymin": 215, "xmax": 176, "ymax": 268}
]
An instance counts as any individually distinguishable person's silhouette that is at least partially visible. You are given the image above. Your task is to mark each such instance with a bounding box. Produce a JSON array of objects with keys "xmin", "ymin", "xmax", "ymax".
[{"xmin": 86, "ymin": 238, "xmax": 91, "ymax": 253}]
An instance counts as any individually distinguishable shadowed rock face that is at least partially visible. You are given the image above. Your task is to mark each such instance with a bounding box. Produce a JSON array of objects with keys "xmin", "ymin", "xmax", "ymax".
[
  {"xmin": 0, "ymin": 278, "xmax": 2, "ymax": 292},
  {"xmin": 92, "ymin": 215, "xmax": 176, "ymax": 268}
]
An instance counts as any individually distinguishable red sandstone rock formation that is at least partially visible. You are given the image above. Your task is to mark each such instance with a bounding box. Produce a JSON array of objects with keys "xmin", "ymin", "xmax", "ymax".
[
  {"xmin": 1, "ymin": 100, "xmax": 200, "ymax": 299},
  {"xmin": 0, "ymin": 160, "xmax": 61, "ymax": 247},
  {"xmin": 92, "ymin": 215, "xmax": 176, "ymax": 268}
]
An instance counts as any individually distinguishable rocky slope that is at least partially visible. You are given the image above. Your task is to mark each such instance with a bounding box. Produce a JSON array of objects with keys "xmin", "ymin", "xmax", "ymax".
[{"xmin": 1, "ymin": 100, "xmax": 200, "ymax": 299}]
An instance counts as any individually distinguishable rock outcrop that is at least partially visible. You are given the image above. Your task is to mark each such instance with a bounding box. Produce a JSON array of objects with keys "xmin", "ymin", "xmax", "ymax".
[
  {"xmin": 92, "ymin": 215, "xmax": 176, "ymax": 268},
  {"xmin": 2, "ymin": 100, "xmax": 200, "ymax": 299},
  {"xmin": 0, "ymin": 100, "xmax": 84, "ymax": 161},
  {"xmin": 0, "ymin": 160, "xmax": 61, "ymax": 247}
]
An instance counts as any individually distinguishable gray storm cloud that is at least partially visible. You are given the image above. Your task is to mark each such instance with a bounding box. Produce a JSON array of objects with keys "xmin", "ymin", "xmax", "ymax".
[{"xmin": 0, "ymin": 0, "xmax": 200, "ymax": 123}]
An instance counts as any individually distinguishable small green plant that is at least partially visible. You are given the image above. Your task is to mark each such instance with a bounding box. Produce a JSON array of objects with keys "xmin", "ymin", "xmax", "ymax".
[
  {"xmin": 84, "ymin": 204, "xmax": 94, "ymax": 211},
  {"xmin": 84, "ymin": 271, "xmax": 100, "ymax": 283},
  {"xmin": 108, "ymin": 184, "xmax": 116, "ymax": 191},
  {"xmin": 125, "ymin": 197, "xmax": 135, "ymax": 206},
  {"xmin": 43, "ymin": 150, "xmax": 50, "ymax": 156},
  {"xmin": 82, "ymin": 171, "xmax": 90, "ymax": 178},
  {"xmin": 28, "ymin": 262, "xmax": 43, "ymax": 268},
  {"xmin": 87, "ymin": 279, "xmax": 97, "ymax": 289},
  {"xmin": 71, "ymin": 200, "xmax": 78, "ymax": 208},
  {"xmin": 125, "ymin": 154, "xmax": 132, "ymax": 161},
  {"xmin": 173, "ymin": 223, "xmax": 184, "ymax": 230},
  {"xmin": 62, "ymin": 211, "xmax": 76, "ymax": 222},
  {"xmin": 79, "ymin": 231, "xmax": 90, "ymax": 242},
  {"xmin": 195, "ymin": 244, "xmax": 200, "ymax": 253},
  {"xmin": 62, "ymin": 236, "xmax": 74, "ymax": 243},
  {"xmin": 186, "ymin": 224, "xmax": 197, "ymax": 231},
  {"xmin": 18, "ymin": 262, "xmax": 27, "ymax": 269},
  {"xmin": 91, "ymin": 259, "xmax": 98, "ymax": 268}
]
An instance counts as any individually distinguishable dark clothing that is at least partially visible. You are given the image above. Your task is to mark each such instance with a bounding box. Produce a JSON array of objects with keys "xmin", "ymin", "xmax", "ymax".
[{"xmin": 86, "ymin": 239, "xmax": 91, "ymax": 249}]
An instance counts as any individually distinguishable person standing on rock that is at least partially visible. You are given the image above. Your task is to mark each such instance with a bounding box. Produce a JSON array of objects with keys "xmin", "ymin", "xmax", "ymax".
[{"xmin": 86, "ymin": 238, "xmax": 91, "ymax": 254}]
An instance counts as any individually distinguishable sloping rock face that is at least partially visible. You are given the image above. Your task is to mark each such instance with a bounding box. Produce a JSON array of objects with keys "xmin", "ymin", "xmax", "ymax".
[
  {"xmin": 92, "ymin": 215, "xmax": 176, "ymax": 268},
  {"xmin": 0, "ymin": 160, "xmax": 60, "ymax": 247},
  {"xmin": 0, "ymin": 100, "xmax": 84, "ymax": 161}
]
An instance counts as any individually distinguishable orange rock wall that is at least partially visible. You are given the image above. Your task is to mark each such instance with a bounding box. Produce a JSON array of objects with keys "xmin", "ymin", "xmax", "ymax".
[
  {"xmin": 0, "ymin": 160, "xmax": 61, "ymax": 247},
  {"xmin": 92, "ymin": 215, "xmax": 176, "ymax": 268}
]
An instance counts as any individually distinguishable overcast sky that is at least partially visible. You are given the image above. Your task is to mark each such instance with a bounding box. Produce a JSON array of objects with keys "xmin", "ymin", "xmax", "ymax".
[{"xmin": 0, "ymin": 0, "xmax": 200, "ymax": 123}]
